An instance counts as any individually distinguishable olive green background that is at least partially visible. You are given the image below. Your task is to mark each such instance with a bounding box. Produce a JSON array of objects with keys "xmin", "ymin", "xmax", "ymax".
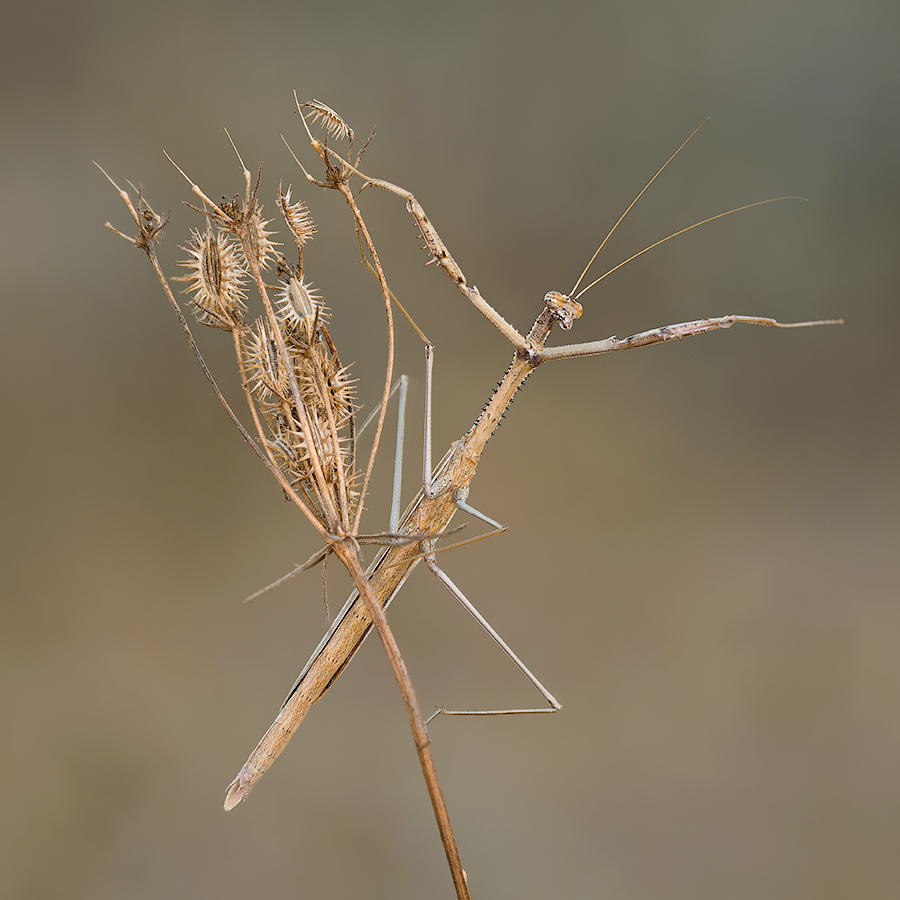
[{"xmin": 2, "ymin": 1, "xmax": 897, "ymax": 898}]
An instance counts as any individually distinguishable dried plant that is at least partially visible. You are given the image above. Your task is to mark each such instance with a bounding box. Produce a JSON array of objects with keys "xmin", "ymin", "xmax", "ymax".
[{"xmin": 100, "ymin": 96, "xmax": 840, "ymax": 900}]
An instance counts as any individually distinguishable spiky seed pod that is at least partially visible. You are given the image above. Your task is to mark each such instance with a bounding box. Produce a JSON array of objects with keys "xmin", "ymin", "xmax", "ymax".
[
  {"xmin": 179, "ymin": 226, "xmax": 247, "ymax": 329},
  {"xmin": 275, "ymin": 274, "xmax": 324, "ymax": 345},
  {"xmin": 245, "ymin": 205, "xmax": 280, "ymax": 271},
  {"xmin": 301, "ymin": 100, "xmax": 354, "ymax": 143},
  {"xmin": 136, "ymin": 200, "xmax": 167, "ymax": 249},
  {"xmin": 240, "ymin": 291, "xmax": 359, "ymax": 526},
  {"xmin": 278, "ymin": 185, "xmax": 317, "ymax": 248}
]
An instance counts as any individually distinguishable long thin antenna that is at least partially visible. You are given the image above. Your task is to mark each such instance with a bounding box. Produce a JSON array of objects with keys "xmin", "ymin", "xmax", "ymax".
[
  {"xmin": 569, "ymin": 118, "xmax": 710, "ymax": 297},
  {"xmin": 573, "ymin": 196, "xmax": 805, "ymax": 301}
]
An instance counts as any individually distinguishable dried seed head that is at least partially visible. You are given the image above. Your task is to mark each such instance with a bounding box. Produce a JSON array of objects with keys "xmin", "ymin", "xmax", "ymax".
[
  {"xmin": 278, "ymin": 185, "xmax": 316, "ymax": 248},
  {"xmin": 243, "ymin": 317, "xmax": 291, "ymax": 400},
  {"xmin": 320, "ymin": 358, "xmax": 358, "ymax": 429},
  {"xmin": 239, "ymin": 278, "xmax": 359, "ymax": 526},
  {"xmin": 275, "ymin": 274, "xmax": 325, "ymax": 341},
  {"xmin": 245, "ymin": 205, "xmax": 280, "ymax": 270},
  {"xmin": 300, "ymin": 100, "xmax": 354, "ymax": 143},
  {"xmin": 135, "ymin": 199, "xmax": 168, "ymax": 249},
  {"xmin": 179, "ymin": 226, "xmax": 247, "ymax": 329}
]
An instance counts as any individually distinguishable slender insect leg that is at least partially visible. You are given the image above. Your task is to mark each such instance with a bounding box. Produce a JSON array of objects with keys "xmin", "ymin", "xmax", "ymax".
[
  {"xmin": 421, "ymin": 334, "xmax": 562, "ymax": 712},
  {"xmin": 451, "ymin": 487, "xmax": 502, "ymax": 531},
  {"xmin": 357, "ymin": 375, "xmax": 408, "ymax": 436},
  {"xmin": 423, "ymin": 344, "xmax": 434, "ymax": 497},
  {"xmin": 356, "ymin": 373, "xmax": 409, "ymax": 533},
  {"xmin": 421, "ymin": 545, "xmax": 561, "ymax": 724},
  {"xmin": 363, "ymin": 178, "xmax": 527, "ymax": 349},
  {"xmin": 537, "ymin": 314, "xmax": 844, "ymax": 363},
  {"xmin": 390, "ymin": 375, "xmax": 408, "ymax": 533}
]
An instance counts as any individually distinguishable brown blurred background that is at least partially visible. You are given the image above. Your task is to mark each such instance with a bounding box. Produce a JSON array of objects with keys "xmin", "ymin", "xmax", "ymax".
[{"xmin": 2, "ymin": 1, "xmax": 897, "ymax": 897}]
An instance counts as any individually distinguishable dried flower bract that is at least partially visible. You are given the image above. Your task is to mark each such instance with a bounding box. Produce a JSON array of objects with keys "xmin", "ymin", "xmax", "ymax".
[
  {"xmin": 178, "ymin": 226, "xmax": 247, "ymax": 329},
  {"xmin": 299, "ymin": 99, "xmax": 354, "ymax": 143}
]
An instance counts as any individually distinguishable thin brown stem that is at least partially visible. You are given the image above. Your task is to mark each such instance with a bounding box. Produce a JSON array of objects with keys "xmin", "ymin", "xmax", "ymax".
[
  {"xmin": 333, "ymin": 540, "xmax": 470, "ymax": 900},
  {"xmin": 333, "ymin": 181, "xmax": 396, "ymax": 537}
]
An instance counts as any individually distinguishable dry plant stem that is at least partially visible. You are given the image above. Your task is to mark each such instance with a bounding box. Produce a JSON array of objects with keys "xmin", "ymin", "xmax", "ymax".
[
  {"xmin": 333, "ymin": 179, "xmax": 395, "ymax": 537},
  {"xmin": 334, "ymin": 539, "xmax": 470, "ymax": 900}
]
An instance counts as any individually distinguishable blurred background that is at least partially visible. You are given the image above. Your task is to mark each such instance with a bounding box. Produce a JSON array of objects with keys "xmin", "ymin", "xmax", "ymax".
[{"xmin": 2, "ymin": 1, "xmax": 897, "ymax": 897}]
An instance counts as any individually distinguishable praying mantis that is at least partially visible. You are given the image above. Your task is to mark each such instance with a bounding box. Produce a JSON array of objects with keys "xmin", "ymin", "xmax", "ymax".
[{"xmin": 101, "ymin": 97, "xmax": 839, "ymax": 900}]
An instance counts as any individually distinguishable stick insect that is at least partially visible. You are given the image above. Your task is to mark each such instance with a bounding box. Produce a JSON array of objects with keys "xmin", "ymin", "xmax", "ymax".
[{"xmin": 101, "ymin": 98, "xmax": 840, "ymax": 900}]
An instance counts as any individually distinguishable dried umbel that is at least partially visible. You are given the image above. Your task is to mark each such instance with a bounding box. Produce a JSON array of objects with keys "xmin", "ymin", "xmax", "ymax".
[
  {"xmin": 238, "ymin": 270, "xmax": 358, "ymax": 522},
  {"xmin": 178, "ymin": 226, "xmax": 247, "ymax": 329},
  {"xmin": 172, "ymin": 167, "xmax": 361, "ymax": 533},
  {"xmin": 101, "ymin": 98, "xmax": 840, "ymax": 900}
]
